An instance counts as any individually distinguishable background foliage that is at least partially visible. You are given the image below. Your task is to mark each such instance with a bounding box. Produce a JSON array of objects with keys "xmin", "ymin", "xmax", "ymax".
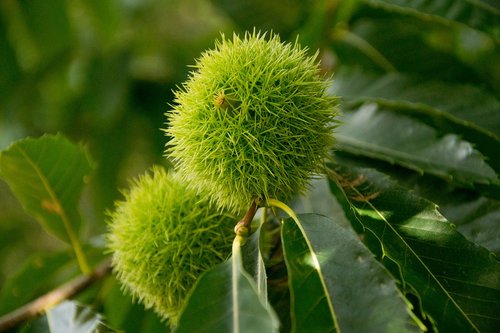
[{"xmin": 0, "ymin": 0, "xmax": 499, "ymax": 332}]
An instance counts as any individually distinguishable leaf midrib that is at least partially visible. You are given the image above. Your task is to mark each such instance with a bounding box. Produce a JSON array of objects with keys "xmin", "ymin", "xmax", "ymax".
[
  {"xmin": 343, "ymin": 97, "xmax": 500, "ymax": 141},
  {"xmin": 16, "ymin": 145, "xmax": 88, "ymax": 273},
  {"xmin": 291, "ymin": 220, "xmax": 342, "ymax": 333},
  {"xmin": 348, "ymin": 185, "xmax": 480, "ymax": 332},
  {"xmin": 336, "ymin": 133, "xmax": 497, "ymax": 184}
]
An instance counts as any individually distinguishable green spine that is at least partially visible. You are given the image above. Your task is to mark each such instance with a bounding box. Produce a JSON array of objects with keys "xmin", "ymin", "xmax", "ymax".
[
  {"xmin": 107, "ymin": 167, "xmax": 234, "ymax": 326},
  {"xmin": 166, "ymin": 31, "xmax": 338, "ymax": 213}
]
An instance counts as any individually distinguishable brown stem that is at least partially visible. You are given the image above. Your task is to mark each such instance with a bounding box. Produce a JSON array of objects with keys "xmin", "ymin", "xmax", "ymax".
[
  {"xmin": 234, "ymin": 199, "xmax": 259, "ymax": 236},
  {"xmin": 0, "ymin": 259, "xmax": 112, "ymax": 332}
]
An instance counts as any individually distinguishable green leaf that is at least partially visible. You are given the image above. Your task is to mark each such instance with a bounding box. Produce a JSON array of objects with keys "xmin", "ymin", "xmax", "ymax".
[
  {"xmin": 332, "ymin": 69, "xmax": 500, "ymax": 170},
  {"xmin": 0, "ymin": 251, "xmax": 73, "ymax": 316},
  {"xmin": 334, "ymin": 16, "xmax": 487, "ymax": 83},
  {"xmin": 332, "ymin": 153, "xmax": 500, "ymax": 256},
  {"xmin": 281, "ymin": 213, "xmax": 420, "ymax": 333},
  {"xmin": 441, "ymin": 196, "xmax": 500, "ymax": 255},
  {"xmin": 175, "ymin": 236, "xmax": 279, "ymax": 333},
  {"xmin": 334, "ymin": 103, "xmax": 499, "ymax": 194},
  {"xmin": 328, "ymin": 163, "xmax": 500, "ymax": 332},
  {"xmin": 0, "ymin": 134, "xmax": 92, "ymax": 243},
  {"xmin": 333, "ymin": 68, "xmax": 500, "ymax": 138},
  {"xmin": 240, "ymin": 222, "xmax": 268, "ymax": 300},
  {"xmin": 0, "ymin": 134, "xmax": 93, "ymax": 273},
  {"xmin": 0, "ymin": 17, "xmax": 21, "ymax": 98},
  {"xmin": 365, "ymin": 0, "xmax": 500, "ymax": 39},
  {"xmin": 24, "ymin": 301, "xmax": 116, "ymax": 333},
  {"xmin": 101, "ymin": 278, "xmax": 167, "ymax": 333},
  {"xmin": 17, "ymin": 0, "xmax": 73, "ymax": 63}
]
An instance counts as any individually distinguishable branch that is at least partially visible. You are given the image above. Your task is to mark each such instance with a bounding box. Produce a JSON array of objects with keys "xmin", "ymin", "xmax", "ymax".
[
  {"xmin": 234, "ymin": 199, "xmax": 259, "ymax": 236},
  {"xmin": 0, "ymin": 258, "xmax": 112, "ymax": 332}
]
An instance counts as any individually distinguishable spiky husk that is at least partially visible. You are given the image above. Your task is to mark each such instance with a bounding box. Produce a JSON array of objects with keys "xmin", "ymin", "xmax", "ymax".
[
  {"xmin": 166, "ymin": 31, "xmax": 338, "ymax": 213},
  {"xmin": 107, "ymin": 167, "xmax": 235, "ymax": 326}
]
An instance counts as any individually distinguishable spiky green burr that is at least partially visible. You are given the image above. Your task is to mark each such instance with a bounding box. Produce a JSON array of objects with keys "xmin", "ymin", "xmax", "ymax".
[
  {"xmin": 107, "ymin": 167, "xmax": 235, "ymax": 326},
  {"xmin": 166, "ymin": 31, "xmax": 338, "ymax": 213}
]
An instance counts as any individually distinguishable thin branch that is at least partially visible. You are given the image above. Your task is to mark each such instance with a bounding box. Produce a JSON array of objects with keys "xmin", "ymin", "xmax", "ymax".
[
  {"xmin": 234, "ymin": 199, "xmax": 259, "ymax": 236},
  {"xmin": 0, "ymin": 258, "xmax": 112, "ymax": 332}
]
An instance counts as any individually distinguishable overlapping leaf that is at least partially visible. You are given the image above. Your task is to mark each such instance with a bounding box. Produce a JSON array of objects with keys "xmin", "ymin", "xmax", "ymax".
[
  {"xmin": 333, "ymin": 69, "xmax": 500, "ymax": 138},
  {"xmin": 333, "ymin": 103, "xmax": 499, "ymax": 195},
  {"xmin": 365, "ymin": 0, "xmax": 500, "ymax": 39},
  {"xmin": 281, "ymin": 213, "xmax": 419, "ymax": 333},
  {"xmin": 440, "ymin": 196, "xmax": 500, "ymax": 255},
  {"xmin": 328, "ymin": 163, "xmax": 500, "ymax": 332},
  {"xmin": 331, "ymin": 69, "xmax": 500, "ymax": 170},
  {"xmin": 175, "ymin": 236, "xmax": 279, "ymax": 333}
]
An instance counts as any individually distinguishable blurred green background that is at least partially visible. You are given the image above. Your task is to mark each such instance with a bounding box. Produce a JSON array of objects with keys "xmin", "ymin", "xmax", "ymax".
[{"xmin": 0, "ymin": 0, "xmax": 498, "ymax": 328}]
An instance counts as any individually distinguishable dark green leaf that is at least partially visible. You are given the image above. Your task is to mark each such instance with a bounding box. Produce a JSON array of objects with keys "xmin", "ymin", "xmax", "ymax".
[
  {"xmin": 0, "ymin": 16, "xmax": 21, "ymax": 98},
  {"xmin": 175, "ymin": 237, "xmax": 279, "ymax": 333},
  {"xmin": 0, "ymin": 251, "xmax": 73, "ymax": 315},
  {"xmin": 0, "ymin": 134, "xmax": 93, "ymax": 243},
  {"xmin": 333, "ymin": 68, "xmax": 500, "ymax": 137},
  {"xmin": 334, "ymin": 103, "xmax": 499, "ymax": 194},
  {"xmin": 335, "ymin": 17, "xmax": 483, "ymax": 82},
  {"xmin": 328, "ymin": 163, "xmax": 500, "ymax": 332},
  {"xmin": 332, "ymin": 69, "xmax": 500, "ymax": 170},
  {"xmin": 101, "ymin": 278, "xmax": 167, "ymax": 333},
  {"xmin": 24, "ymin": 301, "xmax": 116, "ymax": 333},
  {"xmin": 332, "ymin": 153, "xmax": 500, "ymax": 256},
  {"xmin": 440, "ymin": 196, "xmax": 500, "ymax": 256},
  {"xmin": 282, "ymin": 213, "xmax": 420, "ymax": 333},
  {"xmin": 17, "ymin": 0, "xmax": 73, "ymax": 63},
  {"xmin": 366, "ymin": 0, "xmax": 500, "ymax": 39}
]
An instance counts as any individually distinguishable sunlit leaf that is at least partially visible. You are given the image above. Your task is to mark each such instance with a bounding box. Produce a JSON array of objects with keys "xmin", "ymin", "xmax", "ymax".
[
  {"xmin": 331, "ymin": 68, "xmax": 500, "ymax": 170},
  {"xmin": 328, "ymin": 163, "xmax": 500, "ymax": 332},
  {"xmin": 175, "ymin": 236, "xmax": 279, "ymax": 333},
  {"xmin": 282, "ymin": 213, "xmax": 420, "ymax": 333},
  {"xmin": 366, "ymin": 0, "xmax": 500, "ymax": 38},
  {"xmin": 333, "ymin": 103, "xmax": 499, "ymax": 195}
]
